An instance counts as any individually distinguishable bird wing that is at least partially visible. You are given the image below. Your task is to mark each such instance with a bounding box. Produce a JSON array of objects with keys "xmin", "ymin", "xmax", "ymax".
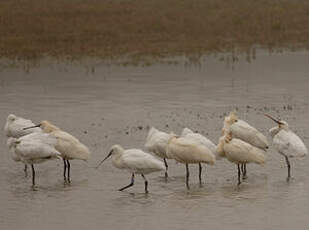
[
  {"xmin": 144, "ymin": 129, "xmax": 169, "ymax": 158},
  {"xmin": 224, "ymin": 138, "xmax": 266, "ymax": 164},
  {"xmin": 180, "ymin": 128, "xmax": 194, "ymax": 137},
  {"xmin": 230, "ymin": 120, "xmax": 269, "ymax": 150},
  {"xmin": 122, "ymin": 149, "xmax": 165, "ymax": 172},
  {"xmin": 184, "ymin": 133, "xmax": 217, "ymax": 153},
  {"xmin": 15, "ymin": 141, "xmax": 61, "ymax": 161},
  {"xmin": 273, "ymin": 130, "xmax": 308, "ymax": 158},
  {"xmin": 167, "ymin": 138, "xmax": 215, "ymax": 164},
  {"xmin": 54, "ymin": 131, "xmax": 90, "ymax": 160},
  {"xmin": 19, "ymin": 133, "xmax": 57, "ymax": 146}
]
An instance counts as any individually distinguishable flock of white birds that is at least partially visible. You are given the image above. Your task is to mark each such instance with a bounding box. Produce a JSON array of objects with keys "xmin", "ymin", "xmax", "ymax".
[{"xmin": 4, "ymin": 112, "xmax": 308, "ymax": 193}]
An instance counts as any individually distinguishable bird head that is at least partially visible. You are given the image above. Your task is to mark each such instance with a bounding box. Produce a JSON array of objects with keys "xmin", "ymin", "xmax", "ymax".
[
  {"xmin": 96, "ymin": 145, "xmax": 123, "ymax": 169},
  {"xmin": 264, "ymin": 114, "xmax": 289, "ymax": 130},
  {"xmin": 7, "ymin": 114, "xmax": 17, "ymax": 123}
]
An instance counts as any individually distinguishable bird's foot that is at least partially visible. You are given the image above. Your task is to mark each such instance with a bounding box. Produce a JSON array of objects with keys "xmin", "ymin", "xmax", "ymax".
[{"xmin": 242, "ymin": 175, "xmax": 248, "ymax": 180}]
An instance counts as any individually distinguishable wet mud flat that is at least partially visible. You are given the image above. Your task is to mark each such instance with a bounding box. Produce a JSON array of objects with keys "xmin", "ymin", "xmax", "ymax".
[{"xmin": 0, "ymin": 50, "xmax": 309, "ymax": 230}]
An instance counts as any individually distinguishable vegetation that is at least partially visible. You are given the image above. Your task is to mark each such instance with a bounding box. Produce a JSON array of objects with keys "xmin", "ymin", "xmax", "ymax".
[{"xmin": 0, "ymin": 0, "xmax": 309, "ymax": 62}]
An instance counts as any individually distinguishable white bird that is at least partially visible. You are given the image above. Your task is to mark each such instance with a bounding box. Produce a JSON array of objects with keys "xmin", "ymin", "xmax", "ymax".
[
  {"xmin": 144, "ymin": 127, "xmax": 175, "ymax": 178},
  {"xmin": 221, "ymin": 111, "xmax": 269, "ymax": 179},
  {"xmin": 24, "ymin": 120, "xmax": 90, "ymax": 183},
  {"xmin": 96, "ymin": 145, "xmax": 165, "ymax": 193},
  {"xmin": 4, "ymin": 114, "xmax": 42, "ymax": 175},
  {"xmin": 180, "ymin": 127, "xmax": 217, "ymax": 183},
  {"xmin": 7, "ymin": 132, "xmax": 61, "ymax": 187},
  {"xmin": 166, "ymin": 136, "xmax": 216, "ymax": 189},
  {"xmin": 265, "ymin": 114, "xmax": 308, "ymax": 180},
  {"xmin": 217, "ymin": 132, "xmax": 266, "ymax": 185}
]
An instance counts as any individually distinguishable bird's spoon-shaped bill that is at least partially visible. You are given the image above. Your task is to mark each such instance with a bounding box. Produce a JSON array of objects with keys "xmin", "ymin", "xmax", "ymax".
[
  {"xmin": 96, "ymin": 150, "xmax": 113, "ymax": 169},
  {"xmin": 23, "ymin": 124, "xmax": 41, "ymax": 130},
  {"xmin": 264, "ymin": 113, "xmax": 283, "ymax": 125}
]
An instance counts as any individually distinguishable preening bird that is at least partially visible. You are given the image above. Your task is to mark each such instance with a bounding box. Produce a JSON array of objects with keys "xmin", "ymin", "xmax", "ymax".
[
  {"xmin": 265, "ymin": 114, "xmax": 308, "ymax": 180},
  {"xmin": 144, "ymin": 127, "xmax": 175, "ymax": 178},
  {"xmin": 221, "ymin": 111, "xmax": 269, "ymax": 179},
  {"xmin": 96, "ymin": 145, "xmax": 165, "ymax": 193},
  {"xmin": 24, "ymin": 120, "xmax": 90, "ymax": 183},
  {"xmin": 217, "ymin": 132, "xmax": 266, "ymax": 185},
  {"xmin": 166, "ymin": 136, "xmax": 215, "ymax": 189},
  {"xmin": 7, "ymin": 132, "xmax": 61, "ymax": 187},
  {"xmin": 4, "ymin": 114, "xmax": 42, "ymax": 175}
]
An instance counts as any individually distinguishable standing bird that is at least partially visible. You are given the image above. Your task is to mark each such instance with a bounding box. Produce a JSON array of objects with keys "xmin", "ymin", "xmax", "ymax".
[
  {"xmin": 180, "ymin": 127, "xmax": 218, "ymax": 183},
  {"xmin": 4, "ymin": 114, "xmax": 42, "ymax": 175},
  {"xmin": 217, "ymin": 132, "xmax": 266, "ymax": 185},
  {"xmin": 166, "ymin": 136, "xmax": 215, "ymax": 189},
  {"xmin": 221, "ymin": 111, "xmax": 269, "ymax": 179},
  {"xmin": 24, "ymin": 120, "xmax": 90, "ymax": 183},
  {"xmin": 7, "ymin": 133, "xmax": 61, "ymax": 187},
  {"xmin": 96, "ymin": 145, "xmax": 165, "ymax": 193},
  {"xmin": 144, "ymin": 127, "xmax": 175, "ymax": 178},
  {"xmin": 265, "ymin": 114, "xmax": 308, "ymax": 180}
]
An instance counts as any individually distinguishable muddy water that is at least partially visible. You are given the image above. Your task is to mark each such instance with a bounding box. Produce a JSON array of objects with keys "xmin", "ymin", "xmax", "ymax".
[{"xmin": 0, "ymin": 51, "xmax": 309, "ymax": 230}]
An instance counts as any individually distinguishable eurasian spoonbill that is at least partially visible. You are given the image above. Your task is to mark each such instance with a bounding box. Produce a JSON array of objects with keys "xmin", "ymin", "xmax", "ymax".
[
  {"xmin": 7, "ymin": 133, "xmax": 61, "ymax": 187},
  {"xmin": 4, "ymin": 114, "xmax": 42, "ymax": 175},
  {"xmin": 24, "ymin": 120, "xmax": 90, "ymax": 183},
  {"xmin": 96, "ymin": 145, "xmax": 165, "ymax": 193},
  {"xmin": 264, "ymin": 114, "xmax": 308, "ymax": 180},
  {"xmin": 166, "ymin": 136, "xmax": 215, "ymax": 189},
  {"xmin": 180, "ymin": 127, "xmax": 218, "ymax": 183},
  {"xmin": 144, "ymin": 127, "xmax": 175, "ymax": 178},
  {"xmin": 221, "ymin": 111, "xmax": 269, "ymax": 179},
  {"xmin": 217, "ymin": 132, "xmax": 266, "ymax": 185}
]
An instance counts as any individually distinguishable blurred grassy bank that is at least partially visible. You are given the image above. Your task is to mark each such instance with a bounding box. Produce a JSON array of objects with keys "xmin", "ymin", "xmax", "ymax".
[{"xmin": 1, "ymin": 0, "xmax": 309, "ymax": 62}]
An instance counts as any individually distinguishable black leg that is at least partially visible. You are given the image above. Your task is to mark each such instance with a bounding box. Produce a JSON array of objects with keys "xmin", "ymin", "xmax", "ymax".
[
  {"xmin": 31, "ymin": 164, "xmax": 35, "ymax": 187},
  {"xmin": 198, "ymin": 163, "xmax": 202, "ymax": 184},
  {"xmin": 237, "ymin": 164, "xmax": 241, "ymax": 185},
  {"xmin": 284, "ymin": 155, "xmax": 291, "ymax": 181},
  {"xmin": 141, "ymin": 174, "xmax": 149, "ymax": 193},
  {"xmin": 24, "ymin": 164, "xmax": 28, "ymax": 177},
  {"xmin": 242, "ymin": 163, "xmax": 247, "ymax": 179},
  {"xmin": 63, "ymin": 159, "xmax": 67, "ymax": 181},
  {"xmin": 163, "ymin": 158, "xmax": 168, "ymax": 178},
  {"xmin": 186, "ymin": 164, "xmax": 190, "ymax": 190},
  {"xmin": 67, "ymin": 160, "xmax": 71, "ymax": 183},
  {"xmin": 119, "ymin": 173, "xmax": 135, "ymax": 191}
]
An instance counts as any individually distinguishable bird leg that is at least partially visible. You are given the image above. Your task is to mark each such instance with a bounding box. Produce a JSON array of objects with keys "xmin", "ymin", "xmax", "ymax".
[
  {"xmin": 186, "ymin": 164, "xmax": 190, "ymax": 190},
  {"xmin": 198, "ymin": 163, "xmax": 203, "ymax": 185},
  {"xmin": 24, "ymin": 164, "xmax": 28, "ymax": 177},
  {"xmin": 63, "ymin": 159, "xmax": 67, "ymax": 182},
  {"xmin": 237, "ymin": 164, "xmax": 241, "ymax": 185},
  {"xmin": 141, "ymin": 174, "xmax": 149, "ymax": 193},
  {"xmin": 66, "ymin": 160, "xmax": 71, "ymax": 183},
  {"xmin": 284, "ymin": 155, "xmax": 291, "ymax": 181},
  {"xmin": 163, "ymin": 158, "xmax": 168, "ymax": 178},
  {"xmin": 242, "ymin": 163, "xmax": 247, "ymax": 180},
  {"xmin": 119, "ymin": 173, "xmax": 135, "ymax": 191},
  {"xmin": 31, "ymin": 164, "xmax": 35, "ymax": 187}
]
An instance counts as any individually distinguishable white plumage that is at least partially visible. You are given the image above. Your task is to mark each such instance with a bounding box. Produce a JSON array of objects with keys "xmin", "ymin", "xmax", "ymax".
[
  {"xmin": 166, "ymin": 136, "xmax": 215, "ymax": 189},
  {"xmin": 7, "ymin": 133, "xmax": 61, "ymax": 186},
  {"xmin": 220, "ymin": 111, "xmax": 268, "ymax": 179},
  {"xmin": 144, "ymin": 127, "xmax": 175, "ymax": 177},
  {"xmin": 97, "ymin": 144, "xmax": 165, "ymax": 193},
  {"xmin": 180, "ymin": 128, "xmax": 217, "ymax": 154},
  {"xmin": 265, "ymin": 114, "xmax": 308, "ymax": 180},
  {"xmin": 4, "ymin": 114, "xmax": 42, "ymax": 138},
  {"xmin": 4, "ymin": 114, "xmax": 42, "ymax": 175},
  {"xmin": 24, "ymin": 120, "xmax": 90, "ymax": 183},
  {"xmin": 217, "ymin": 132, "xmax": 266, "ymax": 185}
]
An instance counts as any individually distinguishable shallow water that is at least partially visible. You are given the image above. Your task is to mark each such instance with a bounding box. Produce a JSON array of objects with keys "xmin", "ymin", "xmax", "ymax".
[{"xmin": 1, "ymin": 51, "xmax": 309, "ymax": 230}]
